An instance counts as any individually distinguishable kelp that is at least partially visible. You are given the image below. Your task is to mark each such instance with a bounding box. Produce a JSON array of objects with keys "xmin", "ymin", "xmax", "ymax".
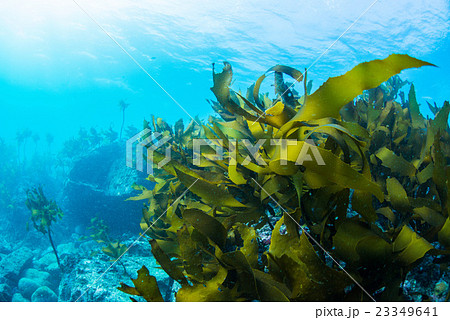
[
  {"xmin": 102, "ymin": 241, "xmax": 127, "ymax": 261},
  {"xmin": 287, "ymin": 54, "xmax": 434, "ymax": 124},
  {"xmin": 102, "ymin": 240, "xmax": 129, "ymax": 275},
  {"xmin": 81, "ymin": 217, "xmax": 130, "ymax": 274},
  {"xmin": 118, "ymin": 266, "xmax": 164, "ymax": 302},
  {"xmin": 79, "ymin": 217, "xmax": 110, "ymax": 243},
  {"xmin": 25, "ymin": 186, "xmax": 63, "ymax": 269},
  {"xmin": 121, "ymin": 54, "xmax": 449, "ymax": 301}
]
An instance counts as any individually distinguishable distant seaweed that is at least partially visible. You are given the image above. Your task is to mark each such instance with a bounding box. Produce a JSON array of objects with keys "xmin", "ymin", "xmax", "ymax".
[
  {"xmin": 119, "ymin": 100, "xmax": 130, "ymax": 140},
  {"xmin": 81, "ymin": 217, "xmax": 129, "ymax": 275},
  {"xmin": 58, "ymin": 126, "xmax": 118, "ymax": 168}
]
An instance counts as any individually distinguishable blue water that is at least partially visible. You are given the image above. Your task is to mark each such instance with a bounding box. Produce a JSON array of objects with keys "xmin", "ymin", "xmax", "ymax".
[{"xmin": 1, "ymin": 0, "xmax": 449, "ymax": 148}]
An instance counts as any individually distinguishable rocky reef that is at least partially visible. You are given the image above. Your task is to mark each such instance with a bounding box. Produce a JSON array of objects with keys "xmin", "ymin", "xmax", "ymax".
[
  {"xmin": 0, "ymin": 232, "xmax": 178, "ymax": 302},
  {"xmin": 62, "ymin": 142, "xmax": 150, "ymax": 235}
]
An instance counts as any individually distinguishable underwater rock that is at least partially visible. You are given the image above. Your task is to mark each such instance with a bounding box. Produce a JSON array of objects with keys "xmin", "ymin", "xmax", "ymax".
[
  {"xmin": 403, "ymin": 253, "xmax": 450, "ymax": 301},
  {"xmin": 22, "ymin": 230, "xmax": 50, "ymax": 250},
  {"xmin": 256, "ymin": 223, "xmax": 272, "ymax": 246},
  {"xmin": 62, "ymin": 143, "xmax": 149, "ymax": 234},
  {"xmin": 45, "ymin": 262, "xmax": 60, "ymax": 275},
  {"xmin": 22, "ymin": 269, "xmax": 55, "ymax": 290},
  {"xmin": 0, "ymin": 242, "xmax": 12, "ymax": 255},
  {"xmin": 59, "ymin": 237, "xmax": 176, "ymax": 301},
  {"xmin": 0, "ymin": 246, "xmax": 33, "ymax": 283},
  {"xmin": 433, "ymin": 280, "xmax": 449, "ymax": 301},
  {"xmin": 57, "ymin": 242, "xmax": 78, "ymax": 256},
  {"xmin": 18, "ymin": 277, "xmax": 40, "ymax": 300},
  {"xmin": 0, "ymin": 282, "xmax": 12, "ymax": 302},
  {"xmin": 23, "ymin": 269, "xmax": 51, "ymax": 284},
  {"xmin": 78, "ymin": 239, "xmax": 100, "ymax": 254},
  {"xmin": 59, "ymin": 257, "xmax": 137, "ymax": 302},
  {"xmin": 12, "ymin": 292, "xmax": 28, "ymax": 302},
  {"xmin": 31, "ymin": 286, "xmax": 58, "ymax": 302},
  {"xmin": 33, "ymin": 252, "xmax": 57, "ymax": 270}
]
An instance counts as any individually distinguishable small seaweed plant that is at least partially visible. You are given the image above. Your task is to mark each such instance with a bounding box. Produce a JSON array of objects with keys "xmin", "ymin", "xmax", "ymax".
[
  {"xmin": 84, "ymin": 217, "xmax": 129, "ymax": 275},
  {"xmin": 25, "ymin": 186, "xmax": 63, "ymax": 270}
]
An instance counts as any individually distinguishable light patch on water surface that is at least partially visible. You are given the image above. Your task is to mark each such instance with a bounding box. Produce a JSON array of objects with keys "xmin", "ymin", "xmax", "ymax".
[{"xmin": 0, "ymin": 0, "xmax": 448, "ymax": 79}]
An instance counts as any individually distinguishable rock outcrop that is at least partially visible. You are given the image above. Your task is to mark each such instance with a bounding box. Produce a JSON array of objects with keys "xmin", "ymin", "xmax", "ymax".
[
  {"xmin": 62, "ymin": 142, "xmax": 151, "ymax": 235},
  {"xmin": 58, "ymin": 237, "xmax": 177, "ymax": 302}
]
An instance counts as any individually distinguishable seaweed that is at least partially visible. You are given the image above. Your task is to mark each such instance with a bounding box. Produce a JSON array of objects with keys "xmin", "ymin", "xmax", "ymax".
[
  {"xmin": 58, "ymin": 126, "xmax": 119, "ymax": 168},
  {"xmin": 119, "ymin": 100, "xmax": 130, "ymax": 140},
  {"xmin": 15, "ymin": 128, "xmax": 32, "ymax": 166},
  {"xmin": 25, "ymin": 186, "xmax": 64, "ymax": 270},
  {"xmin": 120, "ymin": 54, "xmax": 449, "ymax": 301},
  {"xmin": 82, "ymin": 217, "xmax": 129, "ymax": 274},
  {"xmin": 80, "ymin": 217, "xmax": 110, "ymax": 243}
]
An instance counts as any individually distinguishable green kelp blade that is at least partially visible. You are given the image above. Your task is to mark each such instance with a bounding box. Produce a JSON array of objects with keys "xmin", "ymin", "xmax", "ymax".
[
  {"xmin": 177, "ymin": 226, "xmax": 204, "ymax": 281},
  {"xmin": 447, "ymin": 167, "xmax": 450, "ymax": 217},
  {"xmin": 102, "ymin": 241, "xmax": 126, "ymax": 259},
  {"xmin": 139, "ymin": 149, "xmax": 218, "ymax": 182},
  {"xmin": 211, "ymin": 62, "xmax": 232, "ymax": 105},
  {"xmin": 279, "ymin": 54, "xmax": 435, "ymax": 135},
  {"xmin": 126, "ymin": 186, "xmax": 153, "ymax": 201},
  {"xmin": 260, "ymin": 175, "xmax": 290, "ymax": 201},
  {"xmin": 118, "ymin": 266, "xmax": 164, "ymax": 302},
  {"xmin": 235, "ymin": 223, "xmax": 259, "ymax": 268},
  {"xmin": 253, "ymin": 65, "xmax": 303, "ymax": 111},
  {"xmin": 432, "ymin": 132, "xmax": 448, "ymax": 207},
  {"xmin": 408, "ymin": 84, "xmax": 425, "ymax": 128},
  {"xmin": 386, "ymin": 177, "xmax": 410, "ymax": 212},
  {"xmin": 413, "ymin": 207, "xmax": 446, "ymax": 227},
  {"xmin": 150, "ymin": 239, "xmax": 189, "ymax": 286},
  {"xmin": 393, "ymin": 226, "xmax": 434, "ymax": 266},
  {"xmin": 228, "ymin": 163, "xmax": 247, "ymax": 185},
  {"xmin": 253, "ymin": 269, "xmax": 290, "ymax": 302},
  {"xmin": 183, "ymin": 208, "xmax": 227, "ymax": 251},
  {"xmin": 303, "ymin": 120, "xmax": 367, "ymax": 148},
  {"xmin": 211, "ymin": 62, "xmax": 260, "ymax": 122},
  {"xmin": 375, "ymin": 147, "xmax": 417, "ymax": 177},
  {"xmin": 269, "ymin": 217, "xmax": 350, "ymax": 300},
  {"xmin": 234, "ymin": 91, "xmax": 266, "ymax": 116},
  {"xmin": 352, "ymin": 190, "xmax": 377, "ymax": 223},
  {"xmin": 438, "ymin": 218, "xmax": 450, "ymax": 248},
  {"xmin": 174, "ymin": 168, "xmax": 246, "ymax": 208},
  {"xmin": 268, "ymin": 141, "xmax": 384, "ymax": 201},
  {"xmin": 215, "ymin": 249, "xmax": 258, "ymax": 297},
  {"xmin": 417, "ymin": 163, "xmax": 434, "ymax": 184},
  {"xmin": 376, "ymin": 207, "xmax": 396, "ymax": 223},
  {"xmin": 264, "ymin": 101, "xmax": 297, "ymax": 128},
  {"xmin": 215, "ymin": 120, "xmax": 253, "ymax": 140},
  {"xmin": 334, "ymin": 220, "xmax": 392, "ymax": 266},
  {"xmin": 176, "ymin": 267, "xmax": 234, "ymax": 302},
  {"xmin": 431, "ymin": 101, "xmax": 450, "ymax": 134}
]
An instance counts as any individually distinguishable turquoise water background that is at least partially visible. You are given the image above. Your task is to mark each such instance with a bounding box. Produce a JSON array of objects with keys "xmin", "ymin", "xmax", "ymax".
[{"xmin": 1, "ymin": 0, "xmax": 449, "ymax": 148}]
